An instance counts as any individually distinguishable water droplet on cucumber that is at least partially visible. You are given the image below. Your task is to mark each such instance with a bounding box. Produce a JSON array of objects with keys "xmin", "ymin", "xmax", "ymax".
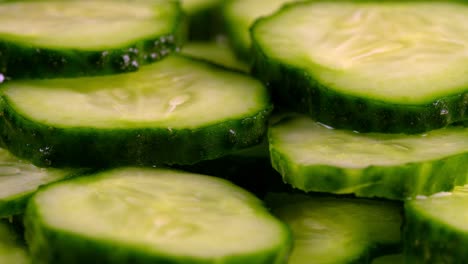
[
  {"xmin": 228, "ymin": 129, "xmax": 237, "ymax": 144},
  {"xmin": 39, "ymin": 146, "xmax": 52, "ymax": 154}
]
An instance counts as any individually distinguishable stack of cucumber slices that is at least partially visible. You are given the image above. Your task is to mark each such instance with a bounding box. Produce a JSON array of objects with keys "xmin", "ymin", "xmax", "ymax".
[{"xmin": 0, "ymin": 0, "xmax": 466, "ymax": 263}]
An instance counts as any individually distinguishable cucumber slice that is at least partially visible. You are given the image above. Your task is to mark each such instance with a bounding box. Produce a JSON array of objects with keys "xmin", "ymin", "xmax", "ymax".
[
  {"xmin": 181, "ymin": 39, "xmax": 249, "ymax": 72},
  {"xmin": 0, "ymin": 0, "xmax": 184, "ymax": 79},
  {"xmin": 252, "ymin": 1, "xmax": 468, "ymax": 133},
  {"xmin": 0, "ymin": 221, "xmax": 29, "ymax": 264},
  {"xmin": 266, "ymin": 193, "xmax": 402, "ymax": 264},
  {"xmin": 0, "ymin": 148, "xmax": 80, "ymax": 217},
  {"xmin": 0, "ymin": 55, "xmax": 271, "ymax": 167},
  {"xmin": 269, "ymin": 114, "xmax": 468, "ymax": 200},
  {"xmin": 404, "ymin": 186, "xmax": 468, "ymax": 263},
  {"xmin": 25, "ymin": 167, "xmax": 292, "ymax": 264},
  {"xmin": 223, "ymin": 0, "xmax": 295, "ymax": 59}
]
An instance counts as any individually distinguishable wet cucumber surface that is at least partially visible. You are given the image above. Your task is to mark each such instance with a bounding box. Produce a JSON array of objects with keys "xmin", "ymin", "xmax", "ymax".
[
  {"xmin": 181, "ymin": 40, "xmax": 249, "ymax": 72},
  {"xmin": 266, "ymin": 193, "xmax": 402, "ymax": 264},
  {"xmin": 0, "ymin": 55, "xmax": 272, "ymax": 167},
  {"xmin": 0, "ymin": 0, "xmax": 184, "ymax": 79},
  {"xmin": 0, "ymin": 0, "xmax": 467, "ymax": 262},
  {"xmin": 252, "ymin": 1, "xmax": 468, "ymax": 132},
  {"xmin": 223, "ymin": 0, "xmax": 295, "ymax": 59},
  {"xmin": 269, "ymin": 114, "xmax": 468, "ymax": 200},
  {"xmin": 404, "ymin": 186, "xmax": 468, "ymax": 263},
  {"xmin": 0, "ymin": 148, "xmax": 81, "ymax": 217},
  {"xmin": 25, "ymin": 167, "xmax": 292, "ymax": 264}
]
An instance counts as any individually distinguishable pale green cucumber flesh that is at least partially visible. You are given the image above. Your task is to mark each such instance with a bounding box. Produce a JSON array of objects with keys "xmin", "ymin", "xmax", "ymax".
[
  {"xmin": 0, "ymin": 0, "xmax": 178, "ymax": 50},
  {"xmin": 407, "ymin": 187, "xmax": 468, "ymax": 233},
  {"xmin": 223, "ymin": 0, "xmax": 294, "ymax": 58},
  {"xmin": 271, "ymin": 115, "xmax": 468, "ymax": 167},
  {"xmin": 0, "ymin": 148, "xmax": 73, "ymax": 217},
  {"xmin": 0, "ymin": 221, "xmax": 29, "ymax": 264},
  {"xmin": 2, "ymin": 55, "xmax": 268, "ymax": 129},
  {"xmin": 404, "ymin": 186, "xmax": 468, "ymax": 262},
  {"xmin": 269, "ymin": 114, "xmax": 468, "ymax": 199},
  {"xmin": 253, "ymin": 1, "xmax": 468, "ymax": 104},
  {"xmin": 181, "ymin": 40, "xmax": 249, "ymax": 72},
  {"xmin": 266, "ymin": 193, "xmax": 402, "ymax": 264},
  {"xmin": 26, "ymin": 168, "xmax": 291, "ymax": 263}
]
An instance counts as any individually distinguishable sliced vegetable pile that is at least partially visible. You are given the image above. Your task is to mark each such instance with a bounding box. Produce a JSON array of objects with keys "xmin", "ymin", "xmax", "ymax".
[{"xmin": 0, "ymin": 0, "xmax": 466, "ymax": 263}]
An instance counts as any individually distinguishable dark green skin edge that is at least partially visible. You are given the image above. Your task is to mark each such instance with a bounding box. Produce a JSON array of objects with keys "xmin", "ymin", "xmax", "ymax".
[
  {"xmin": 0, "ymin": 94, "xmax": 272, "ymax": 167},
  {"xmin": 270, "ymin": 143, "xmax": 468, "ymax": 200},
  {"xmin": 0, "ymin": 169, "xmax": 91, "ymax": 217},
  {"xmin": 177, "ymin": 147, "xmax": 287, "ymax": 198},
  {"xmin": 330, "ymin": 246, "xmax": 403, "ymax": 264},
  {"xmin": 2, "ymin": 216, "xmax": 26, "ymax": 245},
  {"xmin": 0, "ymin": 218, "xmax": 29, "ymax": 256},
  {"xmin": 251, "ymin": 1, "xmax": 468, "ymax": 134},
  {"xmin": 24, "ymin": 181, "xmax": 293, "ymax": 264},
  {"xmin": 3, "ymin": 214, "xmax": 24, "ymax": 232},
  {"xmin": 352, "ymin": 247, "xmax": 403, "ymax": 264},
  {"xmin": 187, "ymin": 5, "xmax": 224, "ymax": 40},
  {"xmin": 371, "ymin": 254, "xmax": 404, "ymax": 264},
  {"xmin": 0, "ymin": 2, "xmax": 187, "ymax": 80},
  {"xmin": 403, "ymin": 202, "xmax": 468, "ymax": 263},
  {"xmin": 0, "ymin": 195, "xmax": 28, "ymax": 219}
]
